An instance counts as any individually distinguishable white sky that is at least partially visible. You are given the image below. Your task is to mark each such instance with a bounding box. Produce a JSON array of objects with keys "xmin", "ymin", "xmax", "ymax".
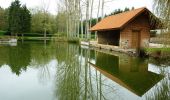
[{"xmin": 0, "ymin": 0, "xmax": 153, "ymax": 16}]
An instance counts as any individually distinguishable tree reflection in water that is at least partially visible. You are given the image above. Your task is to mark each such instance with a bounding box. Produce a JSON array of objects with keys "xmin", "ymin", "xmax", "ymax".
[
  {"xmin": 0, "ymin": 42, "xmax": 169, "ymax": 100},
  {"xmin": 55, "ymin": 43, "xmax": 117, "ymax": 100},
  {"xmin": 145, "ymin": 66, "xmax": 170, "ymax": 100},
  {"xmin": 30, "ymin": 43, "xmax": 56, "ymax": 84},
  {"xmin": 0, "ymin": 43, "xmax": 31, "ymax": 75}
]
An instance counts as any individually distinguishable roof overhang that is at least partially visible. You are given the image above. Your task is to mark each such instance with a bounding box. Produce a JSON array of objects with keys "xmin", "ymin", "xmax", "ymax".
[
  {"xmin": 90, "ymin": 27, "xmax": 120, "ymax": 32},
  {"xmin": 90, "ymin": 7, "xmax": 163, "ymax": 32}
]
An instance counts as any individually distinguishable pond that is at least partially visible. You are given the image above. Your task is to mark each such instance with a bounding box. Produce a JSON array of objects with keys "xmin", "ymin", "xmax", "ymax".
[{"xmin": 0, "ymin": 42, "xmax": 169, "ymax": 100}]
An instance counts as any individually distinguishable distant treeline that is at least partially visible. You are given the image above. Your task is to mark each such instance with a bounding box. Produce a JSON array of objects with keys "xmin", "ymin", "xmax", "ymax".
[{"xmin": 0, "ymin": 0, "xmax": 134, "ymax": 37}]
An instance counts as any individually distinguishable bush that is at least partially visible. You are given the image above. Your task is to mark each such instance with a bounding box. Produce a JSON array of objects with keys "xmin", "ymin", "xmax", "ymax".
[
  {"xmin": 150, "ymin": 30, "xmax": 157, "ymax": 37},
  {"xmin": 0, "ymin": 30, "xmax": 6, "ymax": 35},
  {"xmin": 67, "ymin": 38, "xmax": 80, "ymax": 44}
]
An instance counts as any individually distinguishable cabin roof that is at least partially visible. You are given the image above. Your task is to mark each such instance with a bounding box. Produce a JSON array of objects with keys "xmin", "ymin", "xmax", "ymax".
[{"xmin": 90, "ymin": 7, "xmax": 161, "ymax": 31}]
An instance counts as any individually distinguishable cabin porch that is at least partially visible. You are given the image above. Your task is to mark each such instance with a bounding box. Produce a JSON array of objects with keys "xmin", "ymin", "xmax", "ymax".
[{"xmin": 97, "ymin": 30, "xmax": 120, "ymax": 46}]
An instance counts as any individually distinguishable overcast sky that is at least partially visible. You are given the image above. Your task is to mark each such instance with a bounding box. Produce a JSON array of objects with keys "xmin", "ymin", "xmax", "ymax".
[{"xmin": 0, "ymin": 0, "xmax": 153, "ymax": 16}]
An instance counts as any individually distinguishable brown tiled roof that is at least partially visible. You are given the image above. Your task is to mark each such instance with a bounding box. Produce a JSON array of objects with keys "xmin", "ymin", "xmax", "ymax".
[{"xmin": 90, "ymin": 7, "xmax": 149, "ymax": 31}]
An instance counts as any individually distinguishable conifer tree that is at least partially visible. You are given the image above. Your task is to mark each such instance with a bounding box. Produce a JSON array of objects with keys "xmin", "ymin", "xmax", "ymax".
[
  {"xmin": 8, "ymin": 0, "xmax": 31, "ymax": 36},
  {"xmin": 20, "ymin": 5, "xmax": 31, "ymax": 33},
  {"xmin": 8, "ymin": 0, "xmax": 21, "ymax": 35}
]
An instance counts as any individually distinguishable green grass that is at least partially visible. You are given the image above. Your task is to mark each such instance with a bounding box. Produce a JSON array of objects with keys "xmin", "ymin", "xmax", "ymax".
[
  {"xmin": 145, "ymin": 48, "xmax": 170, "ymax": 58},
  {"xmin": 18, "ymin": 36, "xmax": 52, "ymax": 41},
  {"xmin": 19, "ymin": 36, "xmax": 80, "ymax": 44},
  {"xmin": 145, "ymin": 48, "xmax": 170, "ymax": 53}
]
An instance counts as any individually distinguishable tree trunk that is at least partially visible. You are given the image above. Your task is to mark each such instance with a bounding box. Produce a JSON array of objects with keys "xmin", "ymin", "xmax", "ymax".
[
  {"xmin": 89, "ymin": 0, "xmax": 94, "ymax": 39},
  {"xmin": 101, "ymin": 0, "xmax": 105, "ymax": 19},
  {"xmin": 80, "ymin": 11, "xmax": 84, "ymax": 38},
  {"xmin": 86, "ymin": 0, "xmax": 90, "ymax": 40},
  {"xmin": 95, "ymin": 0, "xmax": 101, "ymax": 39},
  {"xmin": 66, "ymin": 0, "xmax": 69, "ymax": 38}
]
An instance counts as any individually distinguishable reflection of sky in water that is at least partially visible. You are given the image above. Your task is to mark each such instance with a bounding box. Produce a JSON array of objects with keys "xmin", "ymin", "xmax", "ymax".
[
  {"xmin": 0, "ymin": 58, "xmax": 168, "ymax": 100},
  {"xmin": 0, "ymin": 60, "xmax": 57, "ymax": 100},
  {"xmin": 149, "ymin": 64, "xmax": 170, "ymax": 74}
]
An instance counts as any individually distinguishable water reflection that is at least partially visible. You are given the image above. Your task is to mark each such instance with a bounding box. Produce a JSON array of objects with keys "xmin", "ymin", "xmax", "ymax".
[
  {"xmin": 0, "ymin": 43, "xmax": 31, "ymax": 75},
  {"xmin": 54, "ymin": 43, "xmax": 119, "ymax": 99},
  {"xmin": 145, "ymin": 64, "xmax": 170, "ymax": 100},
  {"xmin": 90, "ymin": 52, "xmax": 164, "ymax": 97},
  {"xmin": 0, "ymin": 42, "xmax": 169, "ymax": 100},
  {"xmin": 55, "ymin": 43, "xmax": 82, "ymax": 99}
]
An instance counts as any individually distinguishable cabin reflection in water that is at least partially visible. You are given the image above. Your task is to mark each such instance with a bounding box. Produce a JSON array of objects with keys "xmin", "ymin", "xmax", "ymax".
[{"xmin": 90, "ymin": 52, "xmax": 163, "ymax": 96}]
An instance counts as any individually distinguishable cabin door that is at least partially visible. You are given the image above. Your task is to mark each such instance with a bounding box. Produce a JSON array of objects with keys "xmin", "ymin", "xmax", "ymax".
[{"xmin": 131, "ymin": 30, "xmax": 141, "ymax": 49}]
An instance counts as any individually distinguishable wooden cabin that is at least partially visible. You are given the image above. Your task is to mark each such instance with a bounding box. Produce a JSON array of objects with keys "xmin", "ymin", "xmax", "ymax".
[{"xmin": 90, "ymin": 7, "xmax": 161, "ymax": 50}]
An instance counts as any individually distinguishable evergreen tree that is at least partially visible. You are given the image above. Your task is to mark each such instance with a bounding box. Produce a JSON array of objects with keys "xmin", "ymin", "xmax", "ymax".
[
  {"xmin": 124, "ymin": 7, "xmax": 130, "ymax": 12},
  {"xmin": 8, "ymin": 0, "xmax": 31, "ymax": 36},
  {"xmin": 8, "ymin": 0, "xmax": 21, "ymax": 35},
  {"xmin": 20, "ymin": 5, "xmax": 31, "ymax": 33},
  {"xmin": 0, "ymin": 7, "xmax": 9, "ymax": 31}
]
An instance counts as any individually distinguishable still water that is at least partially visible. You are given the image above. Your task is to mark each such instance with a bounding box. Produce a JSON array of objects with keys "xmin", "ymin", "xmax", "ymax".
[{"xmin": 0, "ymin": 42, "xmax": 169, "ymax": 100}]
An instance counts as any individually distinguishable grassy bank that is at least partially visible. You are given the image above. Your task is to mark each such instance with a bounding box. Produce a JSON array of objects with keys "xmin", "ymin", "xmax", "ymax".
[
  {"xmin": 146, "ymin": 48, "xmax": 170, "ymax": 53},
  {"xmin": 0, "ymin": 32, "xmax": 80, "ymax": 44},
  {"xmin": 145, "ymin": 48, "xmax": 170, "ymax": 58},
  {"xmin": 18, "ymin": 36, "xmax": 80, "ymax": 44}
]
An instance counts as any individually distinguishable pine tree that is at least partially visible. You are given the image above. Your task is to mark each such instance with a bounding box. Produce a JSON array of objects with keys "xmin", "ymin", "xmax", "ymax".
[
  {"xmin": 8, "ymin": 0, "xmax": 21, "ymax": 35},
  {"xmin": 20, "ymin": 5, "xmax": 31, "ymax": 33},
  {"xmin": 8, "ymin": 0, "xmax": 31, "ymax": 36}
]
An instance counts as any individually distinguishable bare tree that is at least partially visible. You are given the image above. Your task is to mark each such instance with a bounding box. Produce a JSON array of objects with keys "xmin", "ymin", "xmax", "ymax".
[
  {"xmin": 85, "ymin": 0, "xmax": 90, "ymax": 39},
  {"xmin": 41, "ymin": 0, "xmax": 51, "ymax": 44},
  {"xmin": 153, "ymin": 0, "xmax": 170, "ymax": 45},
  {"xmin": 89, "ymin": 0, "xmax": 94, "ymax": 39},
  {"xmin": 153, "ymin": 0, "xmax": 170, "ymax": 30},
  {"xmin": 101, "ymin": 0, "xmax": 105, "ymax": 19},
  {"xmin": 57, "ymin": 0, "xmax": 81, "ymax": 39},
  {"xmin": 55, "ymin": 0, "xmax": 111, "ymax": 40},
  {"xmin": 95, "ymin": 0, "xmax": 101, "ymax": 39},
  {"xmin": 78, "ymin": 0, "xmax": 84, "ymax": 39}
]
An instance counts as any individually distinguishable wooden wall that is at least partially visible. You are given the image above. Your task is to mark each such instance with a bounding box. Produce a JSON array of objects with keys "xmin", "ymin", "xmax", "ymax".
[
  {"xmin": 96, "ymin": 13, "xmax": 150, "ymax": 49},
  {"xmin": 120, "ymin": 13, "xmax": 150, "ymax": 49}
]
